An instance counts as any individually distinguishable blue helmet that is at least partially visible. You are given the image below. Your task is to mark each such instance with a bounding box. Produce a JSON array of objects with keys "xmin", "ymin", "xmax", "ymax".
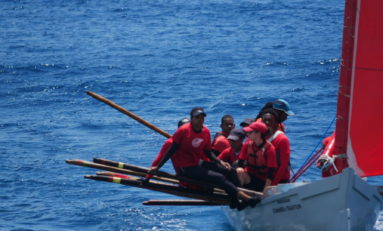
[{"xmin": 272, "ymin": 99, "xmax": 295, "ymax": 116}]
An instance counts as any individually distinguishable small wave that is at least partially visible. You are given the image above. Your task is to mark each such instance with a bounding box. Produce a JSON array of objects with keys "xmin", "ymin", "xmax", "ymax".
[
  {"xmin": 304, "ymin": 71, "xmax": 337, "ymax": 80},
  {"xmin": 0, "ymin": 64, "xmax": 70, "ymax": 73},
  {"xmin": 263, "ymin": 61, "xmax": 289, "ymax": 67},
  {"xmin": 291, "ymin": 87, "xmax": 305, "ymax": 92},
  {"xmin": 317, "ymin": 58, "xmax": 339, "ymax": 65}
]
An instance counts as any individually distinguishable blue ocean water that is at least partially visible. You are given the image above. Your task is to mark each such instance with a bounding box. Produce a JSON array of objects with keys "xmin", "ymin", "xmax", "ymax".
[{"xmin": 1, "ymin": 0, "xmax": 381, "ymax": 230}]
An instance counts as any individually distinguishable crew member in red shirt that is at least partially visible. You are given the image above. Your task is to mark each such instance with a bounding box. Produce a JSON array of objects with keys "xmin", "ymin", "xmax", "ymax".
[
  {"xmin": 218, "ymin": 128, "xmax": 245, "ymax": 167},
  {"xmin": 236, "ymin": 122, "xmax": 277, "ymax": 193},
  {"xmin": 149, "ymin": 117, "xmax": 199, "ymax": 188},
  {"xmin": 255, "ymin": 99, "xmax": 295, "ymax": 132},
  {"xmin": 148, "ymin": 107, "xmax": 257, "ymax": 207},
  {"xmin": 212, "ymin": 115, "xmax": 235, "ymax": 155},
  {"xmin": 261, "ymin": 109, "xmax": 291, "ymax": 185}
]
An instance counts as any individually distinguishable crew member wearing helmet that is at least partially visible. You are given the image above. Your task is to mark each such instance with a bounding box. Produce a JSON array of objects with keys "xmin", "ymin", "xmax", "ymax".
[
  {"xmin": 255, "ymin": 99, "xmax": 294, "ymax": 132},
  {"xmin": 236, "ymin": 121, "xmax": 277, "ymax": 193},
  {"xmin": 261, "ymin": 109, "xmax": 291, "ymax": 185}
]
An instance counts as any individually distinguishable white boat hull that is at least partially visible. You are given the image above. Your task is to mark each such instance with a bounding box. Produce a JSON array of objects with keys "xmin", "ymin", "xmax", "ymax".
[{"xmin": 224, "ymin": 168, "xmax": 382, "ymax": 231}]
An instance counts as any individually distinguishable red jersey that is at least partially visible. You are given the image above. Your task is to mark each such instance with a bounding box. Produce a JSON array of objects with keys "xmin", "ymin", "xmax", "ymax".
[
  {"xmin": 212, "ymin": 132, "xmax": 230, "ymax": 154},
  {"xmin": 218, "ymin": 147, "xmax": 240, "ymax": 164},
  {"xmin": 171, "ymin": 123, "xmax": 211, "ymax": 168},
  {"xmin": 239, "ymin": 140, "xmax": 277, "ymax": 181},
  {"xmin": 267, "ymin": 131, "xmax": 290, "ymax": 185}
]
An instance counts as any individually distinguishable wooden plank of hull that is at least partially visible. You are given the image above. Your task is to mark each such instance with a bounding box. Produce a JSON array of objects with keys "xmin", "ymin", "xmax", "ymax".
[{"xmin": 223, "ymin": 168, "xmax": 383, "ymax": 231}]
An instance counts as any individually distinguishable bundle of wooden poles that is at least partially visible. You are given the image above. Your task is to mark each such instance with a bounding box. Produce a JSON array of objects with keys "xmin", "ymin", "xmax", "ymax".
[
  {"xmin": 66, "ymin": 157, "xmax": 261, "ymax": 206},
  {"xmin": 66, "ymin": 91, "xmax": 262, "ymax": 206}
]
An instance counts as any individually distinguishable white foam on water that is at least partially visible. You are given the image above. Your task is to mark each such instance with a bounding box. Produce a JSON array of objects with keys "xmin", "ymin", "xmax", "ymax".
[{"xmin": 374, "ymin": 211, "xmax": 383, "ymax": 231}]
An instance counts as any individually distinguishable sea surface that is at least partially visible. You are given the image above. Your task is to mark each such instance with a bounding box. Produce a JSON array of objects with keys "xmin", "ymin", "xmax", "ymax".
[{"xmin": 0, "ymin": 0, "xmax": 381, "ymax": 230}]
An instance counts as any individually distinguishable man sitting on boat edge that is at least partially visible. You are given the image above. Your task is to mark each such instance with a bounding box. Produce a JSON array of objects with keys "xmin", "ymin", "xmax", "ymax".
[{"xmin": 148, "ymin": 117, "xmax": 203, "ymax": 189}]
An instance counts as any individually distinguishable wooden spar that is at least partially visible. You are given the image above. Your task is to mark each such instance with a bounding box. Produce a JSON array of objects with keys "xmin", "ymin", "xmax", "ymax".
[
  {"xmin": 93, "ymin": 157, "xmax": 263, "ymax": 197},
  {"xmin": 142, "ymin": 199, "xmax": 223, "ymax": 206},
  {"xmin": 66, "ymin": 159, "xmax": 178, "ymax": 184},
  {"xmin": 93, "ymin": 157, "xmax": 227, "ymax": 194},
  {"xmin": 94, "ymin": 171, "xmax": 222, "ymax": 197},
  {"xmin": 94, "ymin": 171, "xmax": 222, "ymax": 196},
  {"xmin": 86, "ymin": 91, "xmax": 171, "ymax": 138},
  {"xmin": 84, "ymin": 175, "xmax": 230, "ymax": 205},
  {"xmin": 96, "ymin": 171, "xmax": 133, "ymax": 179},
  {"xmin": 93, "ymin": 158, "xmax": 150, "ymax": 175},
  {"xmin": 67, "ymin": 159, "xmax": 226, "ymax": 194}
]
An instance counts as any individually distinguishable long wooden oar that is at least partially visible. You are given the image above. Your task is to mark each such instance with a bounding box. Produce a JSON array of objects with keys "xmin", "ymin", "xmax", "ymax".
[
  {"xmin": 84, "ymin": 174, "xmax": 230, "ymax": 204},
  {"xmin": 67, "ymin": 159, "xmax": 226, "ymax": 194},
  {"xmin": 66, "ymin": 159, "xmax": 178, "ymax": 184},
  {"xmin": 143, "ymin": 199, "xmax": 223, "ymax": 206},
  {"xmin": 86, "ymin": 91, "xmax": 171, "ymax": 138},
  {"xmin": 95, "ymin": 171, "xmax": 223, "ymax": 194},
  {"xmin": 93, "ymin": 157, "xmax": 263, "ymax": 197},
  {"xmin": 96, "ymin": 171, "xmax": 137, "ymax": 179}
]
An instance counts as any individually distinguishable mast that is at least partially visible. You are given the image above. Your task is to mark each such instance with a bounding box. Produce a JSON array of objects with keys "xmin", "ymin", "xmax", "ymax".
[{"xmin": 333, "ymin": 0, "xmax": 357, "ymax": 169}]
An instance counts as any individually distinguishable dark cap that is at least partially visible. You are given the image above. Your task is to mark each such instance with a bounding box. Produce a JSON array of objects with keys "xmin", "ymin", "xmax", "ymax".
[
  {"xmin": 190, "ymin": 107, "xmax": 206, "ymax": 117},
  {"xmin": 227, "ymin": 128, "xmax": 245, "ymax": 141},
  {"xmin": 178, "ymin": 118, "xmax": 190, "ymax": 127},
  {"xmin": 240, "ymin": 118, "xmax": 255, "ymax": 127}
]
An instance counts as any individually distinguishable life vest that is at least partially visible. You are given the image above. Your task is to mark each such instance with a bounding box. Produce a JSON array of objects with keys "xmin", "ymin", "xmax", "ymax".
[
  {"xmin": 267, "ymin": 130, "xmax": 283, "ymax": 143},
  {"xmin": 246, "ymin": 141, "xmax": 271, "ymax": 175}
]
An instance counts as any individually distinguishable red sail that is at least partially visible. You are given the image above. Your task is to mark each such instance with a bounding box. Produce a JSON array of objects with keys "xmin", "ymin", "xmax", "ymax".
[{"xmin": 335, "ymin": 0, "xmax": 383, "ymax": 177}]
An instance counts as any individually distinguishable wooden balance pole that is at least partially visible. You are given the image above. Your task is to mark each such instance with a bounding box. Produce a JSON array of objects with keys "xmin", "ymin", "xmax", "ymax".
[{"xmin": 86, "ymin": 91, "xmax": 171, "ymax": 138}]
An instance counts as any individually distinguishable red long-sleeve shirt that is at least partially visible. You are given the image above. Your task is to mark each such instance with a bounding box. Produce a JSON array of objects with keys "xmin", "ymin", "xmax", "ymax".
[
  {"xmin": 151, "ymin": 138, "xmax": 174, "ymax": 168},
  {"xmin": 268, "ymin": 131, "xmax": 290, "ymax": 185}
]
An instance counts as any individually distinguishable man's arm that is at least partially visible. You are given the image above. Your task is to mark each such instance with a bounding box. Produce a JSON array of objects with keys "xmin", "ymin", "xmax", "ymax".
[
  {"xmin": 148, "ymin": 142, "xmax": 179, "ymax": 174},
  {"xmin": 204, "ymin": 150, "xmax": 231, "ymax": 169}
]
